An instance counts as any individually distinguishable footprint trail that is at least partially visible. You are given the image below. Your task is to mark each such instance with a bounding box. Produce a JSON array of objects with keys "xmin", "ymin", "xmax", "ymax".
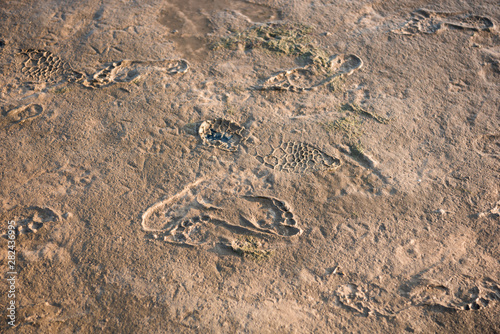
[{"xmin": 13, "ymin": 49, "xmax": 189, "ymax": 92}]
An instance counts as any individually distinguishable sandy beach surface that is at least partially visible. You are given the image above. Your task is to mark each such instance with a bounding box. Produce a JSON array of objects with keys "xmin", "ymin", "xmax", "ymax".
[{"xmin": 0, "ymin": 0, "xmax": 499, "ymax": 332}]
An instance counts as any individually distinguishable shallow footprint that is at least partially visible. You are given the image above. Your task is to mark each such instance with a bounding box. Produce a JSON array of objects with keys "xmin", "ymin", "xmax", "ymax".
[
  {"xmin": 83, "ymin": 58, "xmax": 189, "ymax": 88},
  {"xmin": 258, "ymin": 54, "xmax": 363, "ymax": 92},
  {"xmin": 406, "ymin": 276, "xmax": 500, "ymax": 311},
  {"xmin": 155, "ymin": 215, "xmax": 264, "ymax": 247},
  {"xmin": 329, "ymin": 54, "xmax": 364, "ymax": 76},
  {"xmin": 476, "ymin": 200, "xmax": 500, "ymax": 218},
  {"xmin": 333, "ymin": 283, "xmax": 397, "ymax": 317},
  {"xmin": 1, "ymin": 206, "xmax": 61, "ymax": 238},
  {"xmin": 474, "ymin": 133, "xmax": 499, "ymax": 159},
  {"xmin": 141, "ymin": 178, "xmax": 211, "ymax": 234},
  {"xmin": 443, "ymin": 14, "xmax": 494, "ymax": 31},
  {"xmin": 198, "ymin": 118, "xmax": 248, "ymax": 151},
  {"xmin": 393, "ymin": 9, "xmax": 494, "ymax": 35},
  {"xmin": 237, "ymin": 196, "xmax": 302, "ymax": 237},
  {"xmin": 141, "ymin": 177, "xmax": 302, "ymax": 248},
  {"xmin": 19, "ymin": 302, "xmax": 62, "ymax": 327},
  {"xmin": 5, "ymin": 103, "xmax": 43, "ymax": 124},
  {"xmin": 255, "ymin": 141, "xmax": 342, "ymax": 173},
  {"xmin": 141, "ymin": 178, "xmax": 257, "ymax": 246}
]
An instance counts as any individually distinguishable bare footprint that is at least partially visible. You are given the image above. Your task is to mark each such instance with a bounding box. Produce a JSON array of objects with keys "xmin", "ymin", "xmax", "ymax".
[
  {"xmin": 1, "ymin": 206, "xmax": 61, "ymax": 238},
  {"xmin": 237, "ymin": 196, "xmax": 302, "ymax": 237},
  {"xmin": 160, "ymin": 215, "xmax": 257, "ymax": 247},
  {"xmin": 141, "ymin": 177, "xmax": 302, "ymax": 248},
  {"xmin": 479, "ymin": 50, "xmax": 500, "ymax": 84},
  {"xmin": 331, "ymin": 276, "xmax": 500, "ymax": 317},
  {"xmin": 82, "ymin": 58, "xmax": 189, "ymax": 88},
  {"xmin": 198, "ymin": 118, "xmax": 248, "ymax": 151},
  {"xmin": 142, "ymin": 178, "xmax": 257, "ymax": 246},
  {"xmin": 255, "ymin": 141, "xmax": 342, "ymax": 173},
  {"xmin": 443, "ymin": 13, "xmax": 494, "ymax": 31},
  {"xmin": 258, "ymin": 54, "xmax": 363, "ymax": 92},
  {"xmin": 404, "ymin": 276, "xmax": 500, "ymax": 311},
  {"xmin": 393, "ymin": 9, "xmax": 494, "ymax": 35},
  {"xmin": 141, "ymin": 179, "xmax": 210, "ymax": 234}
]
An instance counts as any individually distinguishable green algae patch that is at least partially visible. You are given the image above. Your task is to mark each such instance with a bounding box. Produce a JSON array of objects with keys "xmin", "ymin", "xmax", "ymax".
[
  {"xmin": 231, "ymin": 236, "xmax": 273, "ymax": 261},
  {"xmin": 212, "ymin": 23, "xmax": 312, "ymax": 54},
  {"xmin": 212, "ymin": 23, "xmax": 333, "ymax": 68},
  {"xmin": 341, "ymin": 103, "xmax": 390, "ymax": 124},
  {"xmin": 322, "ymin": 115, "xmax": 363, "ymax": 141}
]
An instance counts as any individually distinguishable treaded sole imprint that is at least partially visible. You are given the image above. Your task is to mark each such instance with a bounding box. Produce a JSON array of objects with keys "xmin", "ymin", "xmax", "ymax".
[
  {"xmin": 15, "ymin": 49, "xmax": 189, "ymax": 89},
  {"xmin": 255, "ymin": 141, "xmax": 342, "ymax": 173},
  {"xmin": 17, "ymin": 49, "xmax": 84, "ymax": 84}
]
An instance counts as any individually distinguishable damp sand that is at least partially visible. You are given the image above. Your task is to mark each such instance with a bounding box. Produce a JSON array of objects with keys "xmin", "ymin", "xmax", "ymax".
[{"xmin": 0, "ymin": 0, "xmax": 499, "ymax": 332}]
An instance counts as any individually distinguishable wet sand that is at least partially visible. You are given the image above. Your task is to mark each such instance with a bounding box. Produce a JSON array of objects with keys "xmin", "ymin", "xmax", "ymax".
[{"xmin": 0, "ymin": 0, "xmax": 499, "ymax": 332}]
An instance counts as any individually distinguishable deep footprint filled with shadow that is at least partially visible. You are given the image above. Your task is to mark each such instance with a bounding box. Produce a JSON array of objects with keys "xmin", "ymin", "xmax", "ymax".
[{"xmin": 198, "ymin": 118, "xmax": 248, "ymax": 152}]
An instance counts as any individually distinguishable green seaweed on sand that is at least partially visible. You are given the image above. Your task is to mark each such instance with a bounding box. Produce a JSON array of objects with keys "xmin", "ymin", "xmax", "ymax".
[
  {"xmin": 322, "ymin": 103, "xmax": 390, "ymax": 159},
  {"xmin": 211, "ymin": 23, "xmax": 313, "ymax": 55},
  {"xmin": 231, "ymin": 236, "xmax": 272, "ymax": 261},
  {"xmin": 326, "ymin": 75, "xmax": 346, "ymax": 92},
  {"xmin": 341, "ymin": 103, "xmax": 389, "ymax": 124},
  {"xmin": 52, "ymin": 86, "xmax": 70, "ymax": 94},
  {"xmin": 322, "ymin": 115, "xmax": 363, "ymax": 141},
  {"xmin": 321, "ymin": 113, "xmax": 366, "ymax": 158},
  {"xmin": 212, "ymin": 23, "xmax": 333, "ymax": 69},
  {"xmin": 349, "ymin": 141, "xmax": 365, "ymax": 158}
]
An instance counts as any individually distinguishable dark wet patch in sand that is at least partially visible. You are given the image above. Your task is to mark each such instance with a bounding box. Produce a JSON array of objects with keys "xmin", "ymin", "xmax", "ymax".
[{"xmin": 158, "ymin": 0, "xmax": 280, "ymax": 61}]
